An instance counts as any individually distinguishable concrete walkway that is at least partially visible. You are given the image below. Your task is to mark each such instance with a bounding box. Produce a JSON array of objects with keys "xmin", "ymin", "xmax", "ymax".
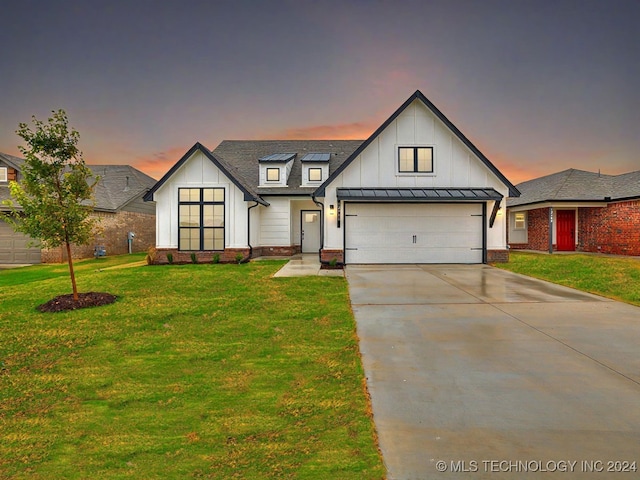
[
  {"xmin": 272, "ymin": 253, "xmax": 343, "ymax": 277},
  {"xmin": 347, "ymin": 264, "xmax": 640, "ymax": 479},
  {"xmin": 0, "ymin": 263, "xmax": 32, "ymax": 270}
]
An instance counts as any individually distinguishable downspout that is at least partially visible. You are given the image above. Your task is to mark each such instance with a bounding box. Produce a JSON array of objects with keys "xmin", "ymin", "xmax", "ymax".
[
  {"xmin": 247, "ymin": 201, "xmax": 260, "ymax": 258},
  {"xmin": 311, "ymin": 193, "xmax": 324, "ymax": 262}
]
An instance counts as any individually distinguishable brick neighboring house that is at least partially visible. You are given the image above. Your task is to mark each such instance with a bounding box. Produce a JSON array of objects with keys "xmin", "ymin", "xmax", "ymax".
[
  {"xmin": 1, "ymin": 152, "xmax": 156, "ymax": 263},
  {"xmin": 507, "ymin": 169, "xmax": 640, "ymax": 256}
]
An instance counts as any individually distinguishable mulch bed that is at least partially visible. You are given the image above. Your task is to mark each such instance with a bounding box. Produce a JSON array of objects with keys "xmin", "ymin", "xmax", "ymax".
[{"xmin": 37, "ymin": 292, "xmax": 117, "ymax": 313}]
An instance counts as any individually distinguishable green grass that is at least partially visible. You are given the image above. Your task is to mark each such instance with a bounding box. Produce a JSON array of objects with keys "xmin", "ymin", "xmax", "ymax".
[
  {"xmin": 0, "ymin": 255, "xmax": 384, "ymax": 479},
  {"xmin": 495, "ymin": 252, "xmax": 640, "ymax": 306}
]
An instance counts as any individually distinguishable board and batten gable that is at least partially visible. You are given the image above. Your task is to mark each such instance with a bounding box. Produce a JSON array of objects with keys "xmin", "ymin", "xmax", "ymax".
[
  {"xmin": 153, "ymin": 149, "xmax": 249, "ymax": 249},
  {"xmin": 323, "ymin": 98, "xmax": 509, "ymax": 251}
]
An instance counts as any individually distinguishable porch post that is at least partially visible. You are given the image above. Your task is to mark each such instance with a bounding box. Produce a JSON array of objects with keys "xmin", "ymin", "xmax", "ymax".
[{"xmin": 548, "ymin": 207, "xmax": 553, "ymax": 254}]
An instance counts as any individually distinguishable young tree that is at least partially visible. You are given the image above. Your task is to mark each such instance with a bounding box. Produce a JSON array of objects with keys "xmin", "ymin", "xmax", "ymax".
[{"xmin": 4, "ymin": 110, "xmax": 97, "ymax": 300}]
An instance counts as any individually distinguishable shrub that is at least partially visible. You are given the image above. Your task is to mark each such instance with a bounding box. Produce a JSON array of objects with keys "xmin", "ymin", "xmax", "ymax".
[
  {"xmin": 146, "ymin": 246, "xmax": 157, "ymax": 265},
  {"xmin": 212, "ymin": 253, "xmax": 220, "ymax": 264},
  {"xmin": 166, "ymin": 253, "xmax": 174, "ymax": 264},
  {"xmin": 235, "ymin": 253, "xmax": 244, "ymax": 264},
  {"xmin": 329, "ymin": 257, "xmax": 338, "ymax": 267},
  {"xmin": 191, "ymin": 253, "xmax": 198, "ymax": 264}
]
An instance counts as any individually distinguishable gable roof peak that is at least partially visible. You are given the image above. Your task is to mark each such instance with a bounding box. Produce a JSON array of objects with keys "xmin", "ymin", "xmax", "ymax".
[{"xmin": 314, "ymin": 90, "xmax": 520, "ymax": 197}]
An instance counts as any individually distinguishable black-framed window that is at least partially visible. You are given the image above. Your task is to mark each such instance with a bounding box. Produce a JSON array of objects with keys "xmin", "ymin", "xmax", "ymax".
[
  {"xmin": 308, "ymin": 167, "xmax": 322, "ymax": 182},
  {"xmin": 178, "ymin": 188, "xmax": 224, "ymax": 251},
  {"xmin": 398, "ymin": 147, "xmax": 433, "ymax": 173},
  {"xmin": 266, "ymin": 167, "xmax": 280, "ymax": 182}
]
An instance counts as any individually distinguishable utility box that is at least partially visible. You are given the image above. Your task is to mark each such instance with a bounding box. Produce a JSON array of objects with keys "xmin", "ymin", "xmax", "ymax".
[{"xmin": 94, "ymin": 246, "xmax": 106, "ymax": 257}]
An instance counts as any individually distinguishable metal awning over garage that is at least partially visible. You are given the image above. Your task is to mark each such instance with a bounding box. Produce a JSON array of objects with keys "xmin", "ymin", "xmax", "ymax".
[{"xmin": 337, "ymin": 187, "xmax": 503, "ymax": 202}]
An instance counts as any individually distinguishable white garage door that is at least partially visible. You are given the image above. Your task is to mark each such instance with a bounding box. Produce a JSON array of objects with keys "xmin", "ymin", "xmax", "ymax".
[
  {"xmin": 0, "ymin": 217, "xmax": 41, "ymax": 264},
  {"xmin": 344, "ymin": 203, "xmax": 483, "ymax": 264}
]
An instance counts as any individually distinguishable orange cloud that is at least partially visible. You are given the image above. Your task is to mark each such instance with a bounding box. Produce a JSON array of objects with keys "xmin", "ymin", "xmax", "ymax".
[
  {"xmin": 134, "ymin": 147, "xmax": 188, "ymax": 180},
  {"xmin": 265, "ymin": 121, "xmax": 376, "ymax": 140}
]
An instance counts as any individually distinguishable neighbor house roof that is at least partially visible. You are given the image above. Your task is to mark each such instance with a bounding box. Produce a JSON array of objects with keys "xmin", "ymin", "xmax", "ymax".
[
  {"xmin": 314, "ymin": 90, "xmax": 520, "ymax": 198},
  {"xmin": 0, "ymin": 152, "xmax": 156, "ymax": 212},
  {"xmin": 87, "ymin": 164, "xmax": 157, "ymax": 212},
  {"xmin": 507, "ymin": 168, "xmax": 640, "ymax": 208},
  {"xmin": 0, "ymin": 152, "xmax": 25, "ymax": 170}
]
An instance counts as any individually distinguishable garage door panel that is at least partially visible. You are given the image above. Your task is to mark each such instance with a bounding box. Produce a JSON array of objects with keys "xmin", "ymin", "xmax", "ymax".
[
  {"xmin": 0, "ymin": 218, "xmax": 42, "ymax": 264},
  {"xmin": 345, "ymin": 203, "xmax": 483, "ymax": 264}
]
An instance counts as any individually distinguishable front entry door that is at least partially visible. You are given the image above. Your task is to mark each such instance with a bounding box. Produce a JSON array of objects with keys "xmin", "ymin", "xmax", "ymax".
[
  {"xmin": 301, "ymin": 210, "xmax": 321, "ymax": 253},
  {"xmin": 556, "ymin": 210, "xmax": 576, "ymax": 251}
]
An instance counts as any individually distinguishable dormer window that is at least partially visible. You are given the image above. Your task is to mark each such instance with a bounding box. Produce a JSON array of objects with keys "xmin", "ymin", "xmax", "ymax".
[
  {"xmin": 300, "ymin": 153, "xmax": 330, "ymax": 186},
  {"xmin": 258, "ymin": 153, "xmax": 295, "ymax": 187},
  {"xmin": 308, "ymin": 168, "xmax": 322, "ymax": 182},
  {"xmin": 266, "ymin": 168, "xmax": 280, "ymax": 182},
  {"xmin": 0, "ymin": 167, "xmax": 7, "ymax": 182}
]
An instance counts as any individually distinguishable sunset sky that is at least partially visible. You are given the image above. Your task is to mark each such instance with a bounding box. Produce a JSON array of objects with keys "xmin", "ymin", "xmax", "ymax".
[{"xmin": 1, "ymin": 0, "xmax": 638, "ymax": 184}]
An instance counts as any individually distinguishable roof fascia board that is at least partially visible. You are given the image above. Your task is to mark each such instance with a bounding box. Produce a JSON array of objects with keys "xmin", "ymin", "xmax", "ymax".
[
  {"xmin": 611, "ymin": 195, "xmax": 640, "ymax": 203},
  {"xmin": 314, "ymin": 90, "xmax": 520, "ymax": 197},
  {"xmin": 508, "ymin": 201, "xmax": 609, "ymax": 211}
]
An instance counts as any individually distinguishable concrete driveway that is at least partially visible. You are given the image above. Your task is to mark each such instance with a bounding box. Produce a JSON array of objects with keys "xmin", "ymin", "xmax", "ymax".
[{"xmin": 347, "ymin": 264, "xmax": 640, "ymax": 479}]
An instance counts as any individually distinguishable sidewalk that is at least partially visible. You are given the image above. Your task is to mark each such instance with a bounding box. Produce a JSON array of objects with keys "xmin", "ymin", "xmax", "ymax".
[{"xmin": 272, "ymin": 254, "xmax": 343, "ymax": 277}]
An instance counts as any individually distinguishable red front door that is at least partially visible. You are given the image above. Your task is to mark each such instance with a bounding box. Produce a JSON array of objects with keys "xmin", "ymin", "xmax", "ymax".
[{"xmin": 556, "ymin": 210, "xmax": 575, "ymax": 251}]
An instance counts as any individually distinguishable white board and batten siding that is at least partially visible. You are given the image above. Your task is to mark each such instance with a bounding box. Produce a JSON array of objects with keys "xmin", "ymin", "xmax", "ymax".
[
  {"xmin": 153, "ymin": 150, "xmax": 248, "ymax": 249},
  {"xmin": 323, "ymin": 98, "xmax": 509, "ymax": 258},
  {"xmin": 257, "ymin": 198, "xmax": 318, "ymax": 247},
  {"xmin": 257, "ymin": 198, "xmax": 290, "ymax": 246}
]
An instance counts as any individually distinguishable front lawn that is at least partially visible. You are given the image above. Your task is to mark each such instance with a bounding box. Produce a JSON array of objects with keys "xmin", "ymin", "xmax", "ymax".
[
  {"xmin": 495, "ymin": 252, "xmax": 640, "ymax": 306},
  {"xmin": 0, "ymin": 255, "xmax": 384, "ymax": 479}
]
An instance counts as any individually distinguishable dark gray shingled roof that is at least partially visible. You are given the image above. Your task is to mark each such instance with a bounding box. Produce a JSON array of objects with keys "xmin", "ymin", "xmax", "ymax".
[
  {"xmin": 507, "ymin": 168, "xmax": 640, "ymax": 207},
  {"xmin": 0, "ymin": 152, "xmax": 23, "ymax": 205},
  {"xmin": 87, "ymin": 165, "xmax": 156, "ymax": 212},
  {"xmin": 1, "ymin": 152, "xmax": 156, "ymax": 212},
  {"xmin": 211, "ymin": 140, "xmax": 364, "ymax": 195}
]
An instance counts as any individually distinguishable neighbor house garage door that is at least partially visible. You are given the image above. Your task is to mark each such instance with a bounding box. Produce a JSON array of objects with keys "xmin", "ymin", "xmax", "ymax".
[
  {"xmin": 0, "ymin": 217, "xmax": 41, "ymax": 264},
  {"xmin": 344, "ymin": 203, "xmax": 483, "ymax": 264}
]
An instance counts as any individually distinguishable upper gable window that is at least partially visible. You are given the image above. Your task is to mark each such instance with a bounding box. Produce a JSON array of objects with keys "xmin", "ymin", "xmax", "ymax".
[
  {"xmin": 0, "ymin": 167, "xmax": 7, "ymax": 182},
  {"xmin": 398, "ymin": 147, "xmax": 433, "ymax": 173},
  {"xmin": 266, "ymin": 167, "xmax": 280, "ymax": 182},
  {"xmin": 308, "ymin": 167, "xmax": 322, "ymax": 182}
]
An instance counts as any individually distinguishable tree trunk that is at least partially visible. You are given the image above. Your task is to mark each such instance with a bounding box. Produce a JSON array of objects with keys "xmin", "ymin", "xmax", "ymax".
[{"xmin": 65, "ymin": 240, "xmax": 79, "ymax": 301}]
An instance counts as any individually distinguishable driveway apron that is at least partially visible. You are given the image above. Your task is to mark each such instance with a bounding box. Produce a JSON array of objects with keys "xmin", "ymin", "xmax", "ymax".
[{"xmin": 347, "ymin": 264, "xmax": 640, "ymax": 479}]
